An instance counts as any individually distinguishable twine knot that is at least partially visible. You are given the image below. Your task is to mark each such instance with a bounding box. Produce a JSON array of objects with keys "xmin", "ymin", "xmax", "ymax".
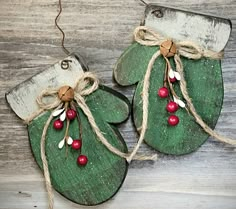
[{"xmin": 35, "ymin": 72, "xmax": 99, "ymax": 112}]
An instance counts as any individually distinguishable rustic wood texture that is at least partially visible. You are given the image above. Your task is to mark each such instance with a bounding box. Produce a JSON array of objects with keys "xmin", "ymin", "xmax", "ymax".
[
  {"xmin": 28, "ymin": 86, "xmax": 129, "ymax": 205},
  {"xmin": 0, "ymin": 0, "xmax": 236, "ymax": 209},
  {"xmin": 6, "ymin": 54, "xmax": 130, "ymax": 205},
  {"xmin": 114, "ymin": 43, "xmax": 224, "ymax": 155},
  {"xmin": 5, "ymin": 55, "xmax": 86, "ymax": 120},
  {"xmin": 144, "ymin": 4, "xmax": 232, "ymax": 52}
]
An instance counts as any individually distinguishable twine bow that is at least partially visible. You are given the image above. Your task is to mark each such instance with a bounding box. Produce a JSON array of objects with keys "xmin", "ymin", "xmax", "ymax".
[
  {"xmin": 134, "ymin": 26, "xmax": 223, "ymax": 60},
  {"xmin": 127, "ymin": 26, "xmax": 236, "ymax": 161}
]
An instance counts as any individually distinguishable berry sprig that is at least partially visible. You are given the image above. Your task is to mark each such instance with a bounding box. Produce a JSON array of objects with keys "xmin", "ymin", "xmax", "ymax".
[
  {"xmin": 158, "ymin": 86, "xmax": 180, "ymax": 126},
  {"xmin": 157, "ymin": 40, "xmax": 186, "ymax": 126},
  {"xmin": 71, "ymin": 102, "xmax": 88, "ymax": 166},
  {"xmin": 52, "ymin": 86, "xmax": 88, "ymax": 166}
]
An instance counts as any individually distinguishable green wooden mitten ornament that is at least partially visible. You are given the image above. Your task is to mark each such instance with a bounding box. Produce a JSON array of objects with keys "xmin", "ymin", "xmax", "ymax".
[
  {"xmin": 6, "ymin": 53, "xmax": 130, "ymax": 206},
  {"xmin": 114, "ymin": 4, "xmax": 235, "ymax": 156}
]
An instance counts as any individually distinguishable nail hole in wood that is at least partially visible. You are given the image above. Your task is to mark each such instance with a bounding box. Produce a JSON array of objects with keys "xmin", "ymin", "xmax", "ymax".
[
  {"xmin": 152, "ymin": 10, "xmax": 163, "ymax": 18},
  {"xmin": 61, "ymin": 60, "xmax": 72, "ymax": 70}
]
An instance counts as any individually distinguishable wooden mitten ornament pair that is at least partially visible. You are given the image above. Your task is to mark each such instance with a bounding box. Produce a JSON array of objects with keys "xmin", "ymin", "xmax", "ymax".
[{"xmin": 6, "ymin": 3, "xmax": 235, "ymax": 208}]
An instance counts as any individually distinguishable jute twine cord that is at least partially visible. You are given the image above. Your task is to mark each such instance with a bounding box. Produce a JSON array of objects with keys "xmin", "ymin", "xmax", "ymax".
[
  {"xmin": 25, "ymin": 72, "xmax": 156, "ymax": 160},
  {"xmin": 25, "ymin": 71, "xmax": 156, "ymax": 209},
  {"xmin": 174, "ymin": 55, "xmax": 236, "ymax": 145},
  {"xmin": 128, "ymin": 26, "xmax": 236, "ymax": 160},
  {"xmin": 24, "ymin": 90, "xmax": 61, "ymax": 124},
  {"xmin": 127, "ymin": 50, "xmax": 161, "ymax": 162},
  {"xmin": 74, "ymin": 90, "xmax": 157, "ymax": 160},
  {"xmin": 40, "ymin": 103, "xmax": 63, "ymax": 209}
]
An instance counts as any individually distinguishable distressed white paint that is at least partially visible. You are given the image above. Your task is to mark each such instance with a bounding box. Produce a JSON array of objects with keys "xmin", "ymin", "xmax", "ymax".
[
  {"xmin": 145, "ymin": 4, "xmax": 231, "ymax": 52},
  {"xmin": 6, "ymin": 55, "xmax": 84, "ymax": 120}
]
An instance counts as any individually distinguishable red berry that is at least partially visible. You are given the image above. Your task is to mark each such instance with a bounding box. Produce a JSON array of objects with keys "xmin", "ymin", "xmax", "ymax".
[
  {"xmin": 72, "ymin": 140, "xmax": 82, "ymax": 150},
  {"xmin": 166, "ymin": 101, "xmax": 179, "ymax": 113},
  {"xmin": 53, "ymin": 119, "xmax": 63, "ymax": 130},
  {"xmin": 66, "ymin": 109, "xmax": 76, "ymax": 120},
  {"xmin": 168, "ymin": 115, "xmax": 179, "ymax": 126},
  {"xmin": 158, "ymin": 87, "xmax": 169, "ymax": 98},
  {"xmin": 170, "ymin": 77, "xmax": 177, "ymax": 83},
  {"xmin": 77, "ymin": 155, "xmax": 88, "ymax": 166}
]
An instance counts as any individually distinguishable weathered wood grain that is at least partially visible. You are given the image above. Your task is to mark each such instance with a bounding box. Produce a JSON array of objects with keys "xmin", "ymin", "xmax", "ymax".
[
  {"xmin": 27, "ymin": 89, "xmax": 129, "ymax": 205},
  {"xmin": 6, "ymin": 54, "xmax": 130, "ymax": 205},
  {"xmin": 0, "ymin": 0, "xmax": 236, "ymax": 208},
  {"xmin": 5, "ymin": 54, "xmax": 86, "ymax": 120},
  {"xmin": 114, "ymin": 43, "xmax": 224, "ymax": 155},
  {"xmin": 144, "ymin": 4, "xmax": 231, "ymax": 52}
]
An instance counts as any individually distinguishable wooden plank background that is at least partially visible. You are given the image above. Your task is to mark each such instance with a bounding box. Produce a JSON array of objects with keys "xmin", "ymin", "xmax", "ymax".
[{"xmin": 0, "ymin": 0, "xmax": 235, "ymax": 208}]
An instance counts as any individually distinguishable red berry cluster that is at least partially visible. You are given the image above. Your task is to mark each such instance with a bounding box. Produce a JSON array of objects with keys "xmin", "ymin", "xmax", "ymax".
[
  {"xmin": 72, "ymin": 139, "xmax": 88, "ymax": 166},
  {"xmin": 53, "ymin": 109, "xmax": 77, "ymax": 130},
  {"xmin": 158, "ymin": 87, "xmax": 179, "ymax": 126},
  {"xmin": 53, "ymin": 108, "xmax": 88, "ymax": 166}
]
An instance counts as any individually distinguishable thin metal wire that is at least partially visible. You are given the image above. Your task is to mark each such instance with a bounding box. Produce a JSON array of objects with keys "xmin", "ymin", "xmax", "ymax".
[
  {"xmin": 55, "ymin": 0, "xmax": 147, "ymax": 57},
  {"xmin": 55, "ymin": 0, "xmax": 70, "ymax": 56},
  {"xmin": 139, "ymin": 0, "xmax": 148, "ymax": 5}
]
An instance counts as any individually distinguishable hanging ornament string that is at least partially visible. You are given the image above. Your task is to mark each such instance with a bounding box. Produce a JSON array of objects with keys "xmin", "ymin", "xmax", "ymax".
[
  {"xmin": 139, "ymin": 0, "xmax": 148, "ymax": 5},
  {"xmin": 127, "ymin": 26, "xmax": 236, "ymax": 162},
  {"xmin": 55, "ymin": 0, "xmax": 72, "ymax": 70},
  {"xmin": 55, "ymin": 0, "xmax": 70, "ymax": 56}
]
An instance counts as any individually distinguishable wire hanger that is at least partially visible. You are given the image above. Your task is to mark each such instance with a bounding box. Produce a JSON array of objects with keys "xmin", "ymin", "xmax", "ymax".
[{"xmin": 55, "ymin": 0, "xmax": 149, "ymax": 59}]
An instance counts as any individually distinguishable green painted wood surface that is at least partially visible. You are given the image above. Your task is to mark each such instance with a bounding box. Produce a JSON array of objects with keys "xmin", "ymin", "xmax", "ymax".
[
  {"xmin": 28, "ymin": 85, "xmax": 129, "ymax": 206},
  {"xmin": 114, "ymin": 43, "xmax": 224, "ymax": 155}
]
